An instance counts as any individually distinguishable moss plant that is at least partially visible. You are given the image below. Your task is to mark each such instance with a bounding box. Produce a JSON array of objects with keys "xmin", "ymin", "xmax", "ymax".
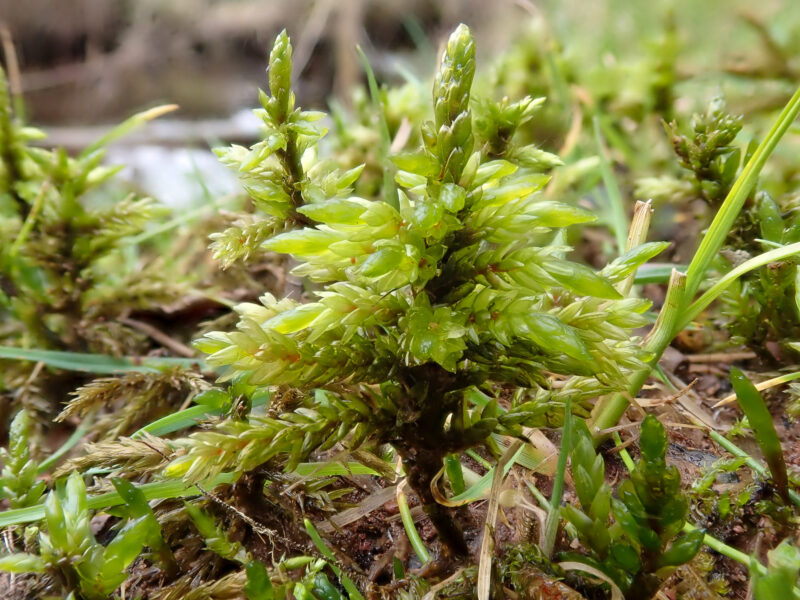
[
  {"xmin": 173, "ymin": 25, "xmax": 658, "ymax": 556},
  {"xmin": 563, "ymin": 416, "xmax": 704, "ymax": 599}
]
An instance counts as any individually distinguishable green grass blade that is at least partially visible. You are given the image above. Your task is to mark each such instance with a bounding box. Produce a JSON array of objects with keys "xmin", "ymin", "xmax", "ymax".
[
  {"xmin": 593, "ymin": 116, "xmax": 628, "ymax": 254},
  {"xmin": 0, "ymin": 473, "xmax": 235, "ymax": 528},
  {"xmin": 356, "ymin": 45, "xmax": 398, "ymax": 210},
  {"xmin": 446, "ymin": 444, "xmax": 525, "ymax": 505},
  {"xmin": 444, "ymin": 454, "xmax": 466, "ymax": 496},
  {"xmin": 682, "ymin": 242, "xmax": 800, "ymax": 331},
  {"xmin": 397, "ymin": 489, "xmax": 431, "ymax": 563},
  {"xmin": 133, "ymin": 392, "xmax": 268, "ymax": 438},
  {"xmin": 729, "ymin": 367, "xmax": 791, "ymax": 505},
  {"xmin": 0, "ymin": 346, "xmax": 204, "ymax": 374},
  {"xmin": 79, "ymin": 104, "xmax": 178, "ymax": 157},
  {"xmin": 132, "ymin": 405, "xmax": 223, "ymax": 437},
  {"xmin": 683, "ymin": 84, "xmax": 800, "ymax": 305},
  {"xmin": 633, "ymin": 263, "xmax": 687, "ymax": 284},
  {"xmin": 303, "ymin": 519, "xmax": 365, "ymax": 600},
  {"xmin": 37, "ymin": 411, "xmax": 96, "ymax": 473}
]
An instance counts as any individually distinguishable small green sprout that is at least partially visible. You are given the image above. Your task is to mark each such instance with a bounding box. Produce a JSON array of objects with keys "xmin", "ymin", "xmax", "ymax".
[
  {"xmin": 0, "ymin": 409, "xmax": 46, "ymax": 508},
  {"xmin": 563, "ymin": 415, "xmax": 704, "ymax": 600},
  {"xmin": 0, "ymin": 471, "xmax": 154, "ymax": 599}
]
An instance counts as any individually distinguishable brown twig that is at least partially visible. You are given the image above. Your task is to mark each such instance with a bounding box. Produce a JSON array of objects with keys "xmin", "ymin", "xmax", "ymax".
[{"xmin": 119, "ymin": 316, "xmax": 196, "ymax": 357}]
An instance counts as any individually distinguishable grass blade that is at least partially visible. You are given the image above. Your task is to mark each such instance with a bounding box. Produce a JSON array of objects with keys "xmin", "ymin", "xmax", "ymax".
[
  {"xmin": 303, "ymin": 519, "xmax": 365, "ymax": 600},
  {"xmin": 683, "ymin": 84, "xmax": 800, "ymax": 305},
  {"xmin": 682, "ymin": 242, "xmax": 800, "ymax": 331},
  {"xmin": 729, "ymin": 367, "xmax": 790, "ymax": 505},
  {"xmin": 397, "ymin": 488, "xmax": 430, "ymax": 564},
  {"xmin": 593, "ymin": 116, "xmax": 628, "ymax": 254},
  {"xmin": 0, "ymin": 346, "xmax": 204, "ymax": 374},
  {"xmin": 356, "ymin": 45, "xmax": 398, "ymax": 210},
  {"xmin": 444, "ymin": 454, "xmax": 466, "ymax": 496},
  {"xmin": 0, "ymin": 473, "xmax": 235, "ymax": 528},
  {"xmin": 79, "ymin": 104, "xmax": 178, "ymax": 157}
]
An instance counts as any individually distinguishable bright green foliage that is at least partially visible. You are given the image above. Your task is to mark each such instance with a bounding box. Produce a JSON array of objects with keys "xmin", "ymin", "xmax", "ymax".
[
  {"xmin": 210, "ymin": 29, "xmax": 363, "ymax": 267},
  {"xmin": 753, "ymin": 539, "xmax": 800, "ymax": 600},
  {"xmin": 669, "ymin": 96, "xmax": 744, "ymax": 208},
  {"xmin": 636, "ymin": 96, "xmax": 749, "ymax": 222},
  {"xmin": 729, "ymin": 367, "xmax": 792, "ymax": 506},
  {"xmin": 184, "ymin": 25, "xmax": 657, "ymax": 553},
  {"xmin": 0, "ymin": 66, "xmax": 182, "ymax": 357},
  {"xmin": 196, "ymin": 25, "xmax": 651, "ymax": 394},
  {"xmin": 638, "ymin": 94, "xmax": 800, "ymax": 359},
  {"xmin": 0, "ymin": 409, "xmax": 46, "ymax": 508},
  {"xmin": 562, "ymin": 416, "xmax": 703, "ymax": 600},
  {"xmin": 0, "ymin": 471, "xmax": 153, "ymax": 599},
  {"xmin": 111, "ymin": 477, "xmax": 177, "ymax": 576}
]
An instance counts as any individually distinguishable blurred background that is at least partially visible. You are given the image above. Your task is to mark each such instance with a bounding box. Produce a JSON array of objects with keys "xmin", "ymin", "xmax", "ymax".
[{"xmin": 0, "ymin": 0, "xmax": 795, "ymax": 206}]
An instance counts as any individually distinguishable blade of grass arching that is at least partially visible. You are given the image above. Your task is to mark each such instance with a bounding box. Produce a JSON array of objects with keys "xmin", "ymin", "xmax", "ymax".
[
  {"xmin": 401, "ymin": 15, "xmax": 435, "ymax": 58},
  {"xmin": 79, "ymin": 104, "xmax": 178, "ymax": 158},
  {"xmin": 682, "ymin": 83, "xmax": 800, "ymax": 305},
  {"xmin": 133, "ymin": 392, "xmax": 268, "ymax": 438},
  {"xmin": 681, "ymin": 241, "xmax": 800, "ymax": 331},
  {"xmin": 356, "ymin": 46, "xmax": 398, "ymax": 210},
  {"xmin": 729, "ymin": 367, "xmax": 791, "ymax": 505},
  {"xmin": 0, "ymin": 473, "xmax": 235, "ymax": 528},
  {"xmin": 303, "ymin": 519, "xmax": 365, "ymax": 600},
  {"xmin": 397, "ymin": 488, "xmax": 431, "ymax": 564},
  {"xmin": 441, "ymin": 445, "xmax": 525, "ymax": 506},
  {"xmin": 0, "ymin": 346, "xmax": 204, "ymax": 373},
  {"xmin": 132, "ymin": 405, "xmax": 224, "ymax": 437},
  {"xmin": 593, "ymin": 86, "xmax": 800, "ymax": 439},
  {"xmin": 593, "ymin": 116, "xmax": 628, "ymax": 254},
  {"xmin": 544, "ymin": 396, "xmax": 572, "ymax": 557}
]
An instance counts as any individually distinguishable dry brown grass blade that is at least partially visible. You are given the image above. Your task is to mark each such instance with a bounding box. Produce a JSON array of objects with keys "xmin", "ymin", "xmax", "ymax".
[
  {"xmin": 477, "ymin": 439, "xmax": 524, "ymax": 600},
  {"xmin": 314, "ymin": 485, "xmax": 397, "ymax": 534}
]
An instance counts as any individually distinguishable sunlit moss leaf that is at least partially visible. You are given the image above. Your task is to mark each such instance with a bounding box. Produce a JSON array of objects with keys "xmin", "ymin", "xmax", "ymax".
[
  {"xmin": 264, "ymin": 303, "xmax": 326, "ymax": 334},
  {"xmin": 524, "ymin": 313, "xmax": 593, "ymax": 363},
  {"xmin": 391, "ymin": 151, "xmax": 439, "ymax": 177},
  {"xmin": 543, "ymin": 259, "xmax": 622, "ymax": 299},
  {"xmin": 263, "ymin": 229, "xmax": 340, "ymax": 256},
  {"xmin": 298, "ymin": 198, "xmax": 369, "ymax": 224}
]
